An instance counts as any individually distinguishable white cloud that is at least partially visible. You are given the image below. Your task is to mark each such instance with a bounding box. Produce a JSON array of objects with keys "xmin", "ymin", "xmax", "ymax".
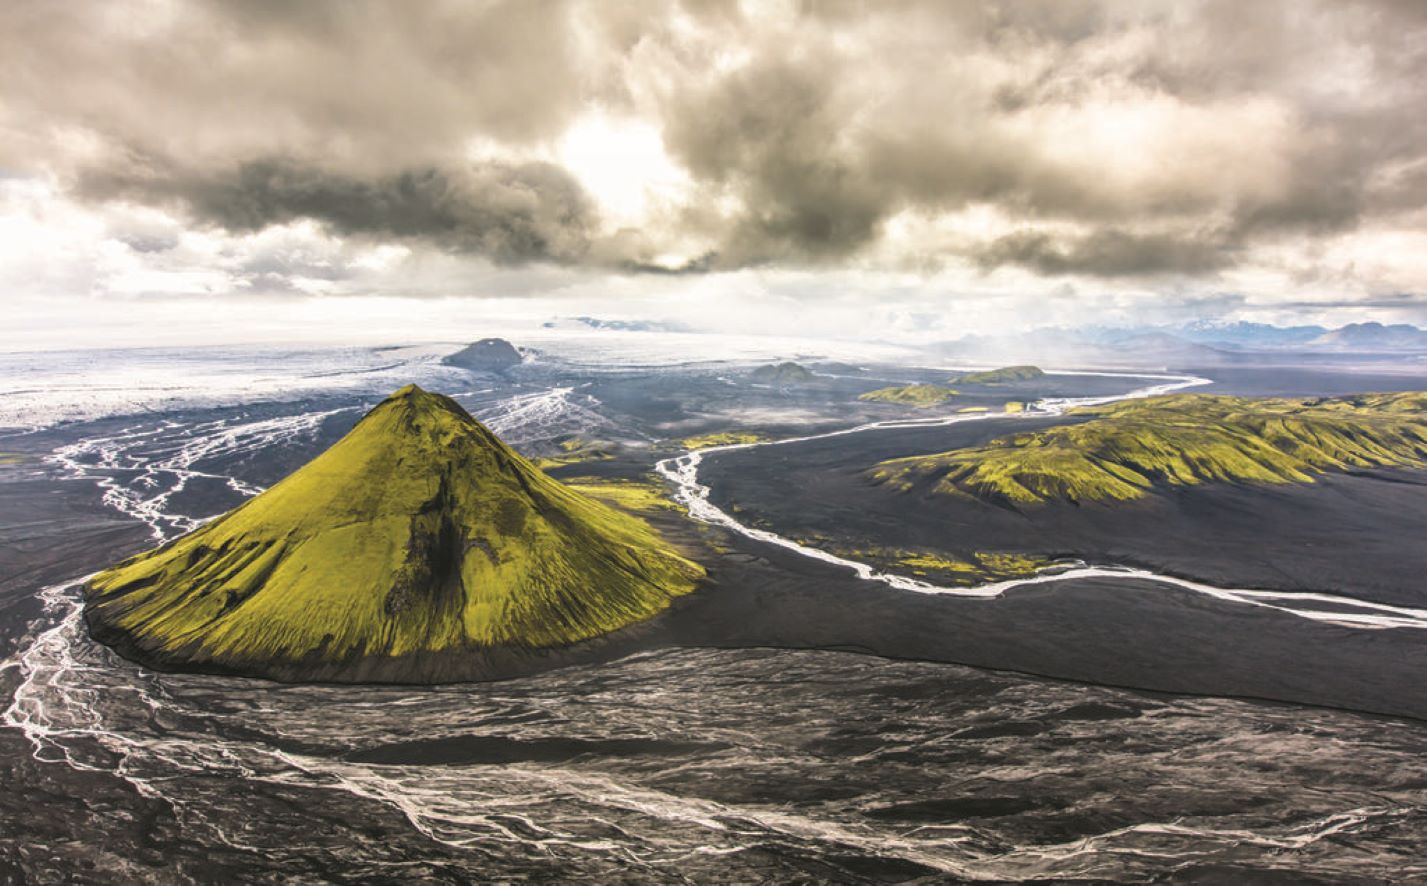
[{"xmin": 3, "ymin": 0, "xmax": 1427, "ymax": 348}]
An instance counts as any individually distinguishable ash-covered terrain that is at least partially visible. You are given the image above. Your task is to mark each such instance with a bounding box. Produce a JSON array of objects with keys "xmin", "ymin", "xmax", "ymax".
[{"xmin": 4, "ymin": 336, "xmax": 1427, "ymax": 882}]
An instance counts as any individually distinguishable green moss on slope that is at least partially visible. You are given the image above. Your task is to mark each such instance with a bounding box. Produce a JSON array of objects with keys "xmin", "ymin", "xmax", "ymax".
[
  {"xmin": 85, "ymin": 385, "xmax": 703, "ymax": 677},
  {"xmin": 531, "ymin": 435, "xmax": 616, "ymax": 469},
  {"xmin": 896, "ymin": 550, "xmax": 1051, "ymax": 583},
  {"xmin": 797, "ymin": 536, "xmax": 1057, "ymax": 586},
  {"xmin": 561, "ymin": 476, "xmax": 684, "ymax": 513},
  {"xmin": 949, "ymin": 365, "xmax": 1045, "ymax": 384},
  {"xmin": 871, "ymin": 392, "xmax": 1427, "ymax": 505},
  {"xmin": 859, "ymin": 384, "xmax": 960, "ymax": 407},
  {"xmin": 678, "ymin": 431, "xmax": 770, "ymax": 449}
]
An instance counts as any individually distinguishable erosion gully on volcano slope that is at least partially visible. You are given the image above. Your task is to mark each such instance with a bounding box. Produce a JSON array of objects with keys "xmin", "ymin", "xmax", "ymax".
[{"xmin": 655, "ymin": 369, "xmax": 1427, "ymax": 632}]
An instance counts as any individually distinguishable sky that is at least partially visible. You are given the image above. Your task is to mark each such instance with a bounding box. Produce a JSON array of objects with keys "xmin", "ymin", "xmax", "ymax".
[{"xmin": 3, "ymin": 0, "xmax": 1427, "ymax": 349}]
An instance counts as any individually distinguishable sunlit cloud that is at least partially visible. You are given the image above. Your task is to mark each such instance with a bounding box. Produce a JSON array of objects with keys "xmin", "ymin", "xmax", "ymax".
[{"xmin": 2, "ymin": 0, "xmax": 1427, "ymax": 347}]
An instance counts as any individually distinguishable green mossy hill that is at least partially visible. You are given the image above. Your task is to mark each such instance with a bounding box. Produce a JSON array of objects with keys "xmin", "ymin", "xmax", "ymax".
[
  {"xmin": 950, "ymin": 365, "xmax": 1045, "ymax": 385},
  {"xmin": 859, "ymin": 384, "xmax": 959, "ymax": 407},
  {"xmin": 679, "ymin": 430, "xmax": 769, "ymax": 450},
  {"xmin": 751, "ymin": 362, "xmax": 815, "ymax": 384},
  {"xmin": 871, "ymin": 392, "xmax": 1427, "ymax": 505},
  {"xmin": 85, "ymin": 385, "xmax": 703, "ymax": 681}
]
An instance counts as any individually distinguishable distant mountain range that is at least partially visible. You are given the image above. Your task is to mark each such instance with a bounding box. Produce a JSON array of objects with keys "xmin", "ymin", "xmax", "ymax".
[
  {"xmin": 1167, "ymin": 320, "xmax": 1427, "ymax": 352},
  {"xmin": 933, "ymin": 321, "xmax": 1427, "ymax": 367},
  {"xmin": 543, "ymin": 316, "xmax": 690, "ymax": 333},
  {"xmin": 1086, "ymin": 320, "xmax": 1427, "ymax": 352},
  {"xmin": 543, "ymin": 315, "xmax": 1427, "ymax": 362},
  {"xmin": 1172, "ymin": 321, "xmax": 1327, "ymax": 349},
  {"xmin": 1306, "ymin": 322, "xmax": 1427, "ymax": 351}
]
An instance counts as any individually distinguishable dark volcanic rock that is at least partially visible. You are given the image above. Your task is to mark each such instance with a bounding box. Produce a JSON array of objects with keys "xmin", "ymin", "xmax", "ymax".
[
  {"xmin": 445, "ymin": 338, "xmax": 523, "ymax": 373},
  {"xmin": 751, "ymin": 362, "xmax": 815, "ymax": 385}
]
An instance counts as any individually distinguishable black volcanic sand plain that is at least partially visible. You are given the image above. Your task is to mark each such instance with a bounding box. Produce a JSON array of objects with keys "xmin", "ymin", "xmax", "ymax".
[
  {"xmin": 646, "ymin": 499, "xmax": 1427, "ymax": 719},
  {"xmin": 5, "ymin": 357, "xmax": 1427, "ymax": 879},
  {"xmin": 537, "ymin": 361, "xmax": 1427, "ymax": 718},
  {"xmin": 575, "ymin": 360, "xmax": 1137, "ymax": 442},
  {"xmin": 705, "ymin": 409, "xmax": 1427, "ymax": 608},
  {"xmin": 15, "ymin": 361, "xmax": 1427, "ymax": 718}
]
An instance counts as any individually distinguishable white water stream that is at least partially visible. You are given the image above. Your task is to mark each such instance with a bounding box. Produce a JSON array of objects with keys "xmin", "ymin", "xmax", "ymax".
[
  {"xmin": 655, "ymin": 370, "xmax": 1427, "ymax": 631},
  {"xmin": 2, "ymin": 370, "xmax": 1424, "ymax": 879}
]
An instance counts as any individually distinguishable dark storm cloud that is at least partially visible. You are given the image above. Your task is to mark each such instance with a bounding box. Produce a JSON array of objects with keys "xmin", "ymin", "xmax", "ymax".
[
  {"xmin": 3, "ymin": 0, "xmax": 1427, "ymax": 281},
  {"xmin": 660, "ymin": 55, "xmax": 892, "ymax": 267},
  {"xmin": 113, "ymin": 230, "xmax": 181, "ymax": 255},
  {"xmin": 82, "ymin": 159, "xmax": 597, "ymax": 264},
  {"xmin": 1278, "ymin": 293, "xmax": 1427, "ymax": 310},
  {"xmin": 974, "ymin": 229, "xmax": 1232, "ymax": 278},
  {"xmin": 0, "ymin": 0, "xmax": 603, "ymax": 266},
  {"xmin": 644, "ymin": 0, "xmax": 1427, "ymax": 275},
  {"xmin": 619, "ymin": 252, "xmax": 720, "ymax": 276}
]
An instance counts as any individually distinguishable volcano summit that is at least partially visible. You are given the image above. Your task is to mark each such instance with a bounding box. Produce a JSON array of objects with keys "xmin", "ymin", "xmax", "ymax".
[{"xmin": 83, "ymin": 385, "xmax": 704, "ymax": 682}]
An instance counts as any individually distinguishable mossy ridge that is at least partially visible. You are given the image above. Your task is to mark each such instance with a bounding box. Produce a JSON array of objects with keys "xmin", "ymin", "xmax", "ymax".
[
  {"xmin": 531, "ymin": 435, "xmax": 617, "ymax": 469},
  {"xmin": 858, "ymin": 384, "xmax": 960, "ymax": 407},
  {"xmin": 798, "ymin": 536, "xmax": 1053, "ymax": 586},
  {"xmin": 85, "ymin": 385, "xmax": 704, "ymax": 676},
  {"xmin": 896, "ymin": 550, "xmax": 1052, "ymax": 584},
  {"xmin": 950, "ymin": 365, "xmax": 1045, "ymax": 385},
  {"xmin": 872, "ymin": 392, "xmax": 1427, "ymax": 506},
  {"xmin": 679, "ymin": 431, "xmax": 769, "ymax": 450}
]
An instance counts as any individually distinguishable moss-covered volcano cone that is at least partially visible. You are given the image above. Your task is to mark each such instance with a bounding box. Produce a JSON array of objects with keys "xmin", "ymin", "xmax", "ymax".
[{"xmin": 84, "ymin": 385, "xmax": 704, "ymax": 682}]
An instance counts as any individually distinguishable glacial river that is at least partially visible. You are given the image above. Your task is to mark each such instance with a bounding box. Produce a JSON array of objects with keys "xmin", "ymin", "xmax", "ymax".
[
  {"xmin": 656, "ymin": 369, "xmax": 1427, "ymax": 631},
  {"xmin": 3, "ymin": 364, "xmax": 1427, "ymax": 881}
]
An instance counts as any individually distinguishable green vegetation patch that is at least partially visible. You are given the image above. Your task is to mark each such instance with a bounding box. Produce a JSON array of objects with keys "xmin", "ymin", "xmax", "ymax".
[
  {"xmin": 679, "ymin": 431, "xmax": 770, "ymax": 450},
  {"xmin": 858, "ymin": 384, "xmax": 960, "ymax": 407},
  {"xmin": 949, "ymin": 365, "xmax": 1045, "ymax": 385},
  {"xmin": 86, "ymin": 385, "xmax": 704, "ymax": 674},
  {"xmin": 791, "ymin": 533, "xmax": 1056, "ymax": 586},
  {"xmin": 896, "ymin": 550, "xmax": 1052, "ymax": 584},
  {"xmin": 896, "ymin": 552, "xmax": 980, "ymax": 574},
  {"xmin": 532, "ymin": 435, "xmax": 617, "ymax": 469},
  {"xmin": 871, "ymin": 392, "xmax": 1427, "ymax": 506},
  {"xmin": 561, "ymin": 476, "xmax": 681, "ymax": 513}
]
